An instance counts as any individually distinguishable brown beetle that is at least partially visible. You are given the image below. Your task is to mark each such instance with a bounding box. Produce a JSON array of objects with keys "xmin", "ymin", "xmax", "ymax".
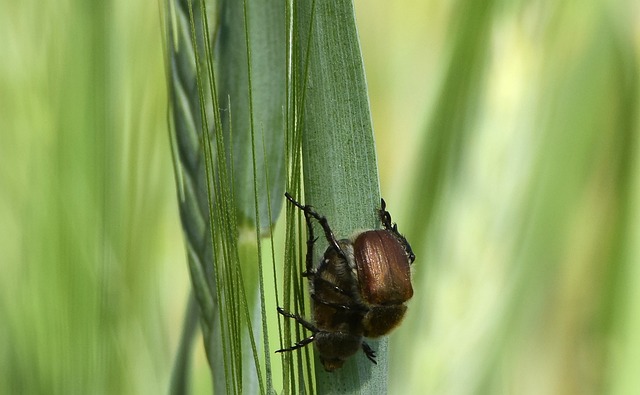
[{"xmin": 276, "ymin": 193, "xmax": 414, "ymax": 371}]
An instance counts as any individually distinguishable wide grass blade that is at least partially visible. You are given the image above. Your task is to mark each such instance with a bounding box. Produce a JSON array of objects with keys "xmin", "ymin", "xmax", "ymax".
[
  {"xmin": 290, "ymin": 0, "xmax": 385, "ymax": 393},
  {"xmin": 217, "ymin": 0, "xmax": 287, "ymax": 234}
]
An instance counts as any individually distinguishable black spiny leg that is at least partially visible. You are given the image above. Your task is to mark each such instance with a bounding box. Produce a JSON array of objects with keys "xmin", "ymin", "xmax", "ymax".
[
  {"xmin": 361, "ymin": 342, "xmax": 377, "ymax": 364},
  {"xmin": 275, "ymin": 334, "xmax": 316, "ymax": 353},
  {"xmin": 276, "ymin": 307, "xmax": 319, "ymax": 354},
  {"xmin": 285, "ymin": 192, "xmax": 317, "ymax": 275},
  {"xmin": 379, "ymin": 198, "xmax": 393, "ymax": 230},
  {"xmin": 379, "ymin": 198, "xmax": 416, "ymax": 264},
  {"xmin": 277, "ymin": 307, "xmax": 318, "ymax": 332},
  {"xmin": 310, "ymin": 293, "xmax": 368, "ymax": 313},
  {"xmin": 285, "ymin": 192, "xmax": 345, "ymax": 260}
]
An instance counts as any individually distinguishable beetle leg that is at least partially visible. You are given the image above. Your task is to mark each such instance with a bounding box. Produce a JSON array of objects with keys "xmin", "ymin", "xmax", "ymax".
[
  {"xmin": 285, "ymin": 192, "xmax": 346, "ymax": 260},
  {"xmin": 302, "ymin": 218, "xmax": 317, "ymax": 275},
  {"xmin": 277, "ymin": 307, "xmax": 319, "ymax": 333},
  {"xmin": 310, "ymin": 294, "xmax": 368, "ymax": 313},
  {"xmin": 275, "ymin": 334, "xmax": 316, "ymax": 353},
  {"xmin": 312, "ymin": 277, "xmax": 352, "ymax": 297},
  {"xmin": 379, "ymin": 198, "xmax": 393, "ymax": 230},
  {"xmin": 286, "ymin": 192, "xmax": 317, "ymax": 274},
  {"xmin": 301, "ymin": 236, "xmax": 318, "ymax": 277},
  {"xmin": 361, "ymin": 342, "xmax": 377, "ymax": 364},
  {"xmin": 378, "ymin": 198, "xmax": 416, "ymax": 264},
  {"xmin": 276, "ymin": 307, "xmax": 320, "ymax": 353}
]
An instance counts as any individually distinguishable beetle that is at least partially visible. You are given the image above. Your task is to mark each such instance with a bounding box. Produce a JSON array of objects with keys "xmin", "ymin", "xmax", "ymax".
[{"xmin": 276, "ymin": 193, "xmax": 414, "ymax": 371}]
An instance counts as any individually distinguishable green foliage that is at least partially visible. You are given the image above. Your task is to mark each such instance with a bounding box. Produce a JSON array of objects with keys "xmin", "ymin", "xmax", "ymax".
[
  {"xmin": 0, "ymin": 1, "xmax": 172, "ymax": 393},
  {"xmin": 166, "ymin": 0, "xmax": 286, "ymax": 393},
  {"xmin": 292, "ymin": 0, "xmax": 386, "ymax": 392}
]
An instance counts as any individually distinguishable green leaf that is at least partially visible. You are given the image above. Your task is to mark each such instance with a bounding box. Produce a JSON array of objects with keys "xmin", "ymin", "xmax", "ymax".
[
  {"xmin": 217, "ymin": 0, "xmax": 287, "ymax": 233},
  {"xmin": 290, "ymin": 0, "xmax": 385, "ymax": 393}
]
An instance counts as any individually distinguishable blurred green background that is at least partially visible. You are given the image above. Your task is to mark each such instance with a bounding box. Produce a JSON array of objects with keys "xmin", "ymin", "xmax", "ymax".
[{"xmin": 1, "ymin": 0, "xmax": 639, "ymax": 394}]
